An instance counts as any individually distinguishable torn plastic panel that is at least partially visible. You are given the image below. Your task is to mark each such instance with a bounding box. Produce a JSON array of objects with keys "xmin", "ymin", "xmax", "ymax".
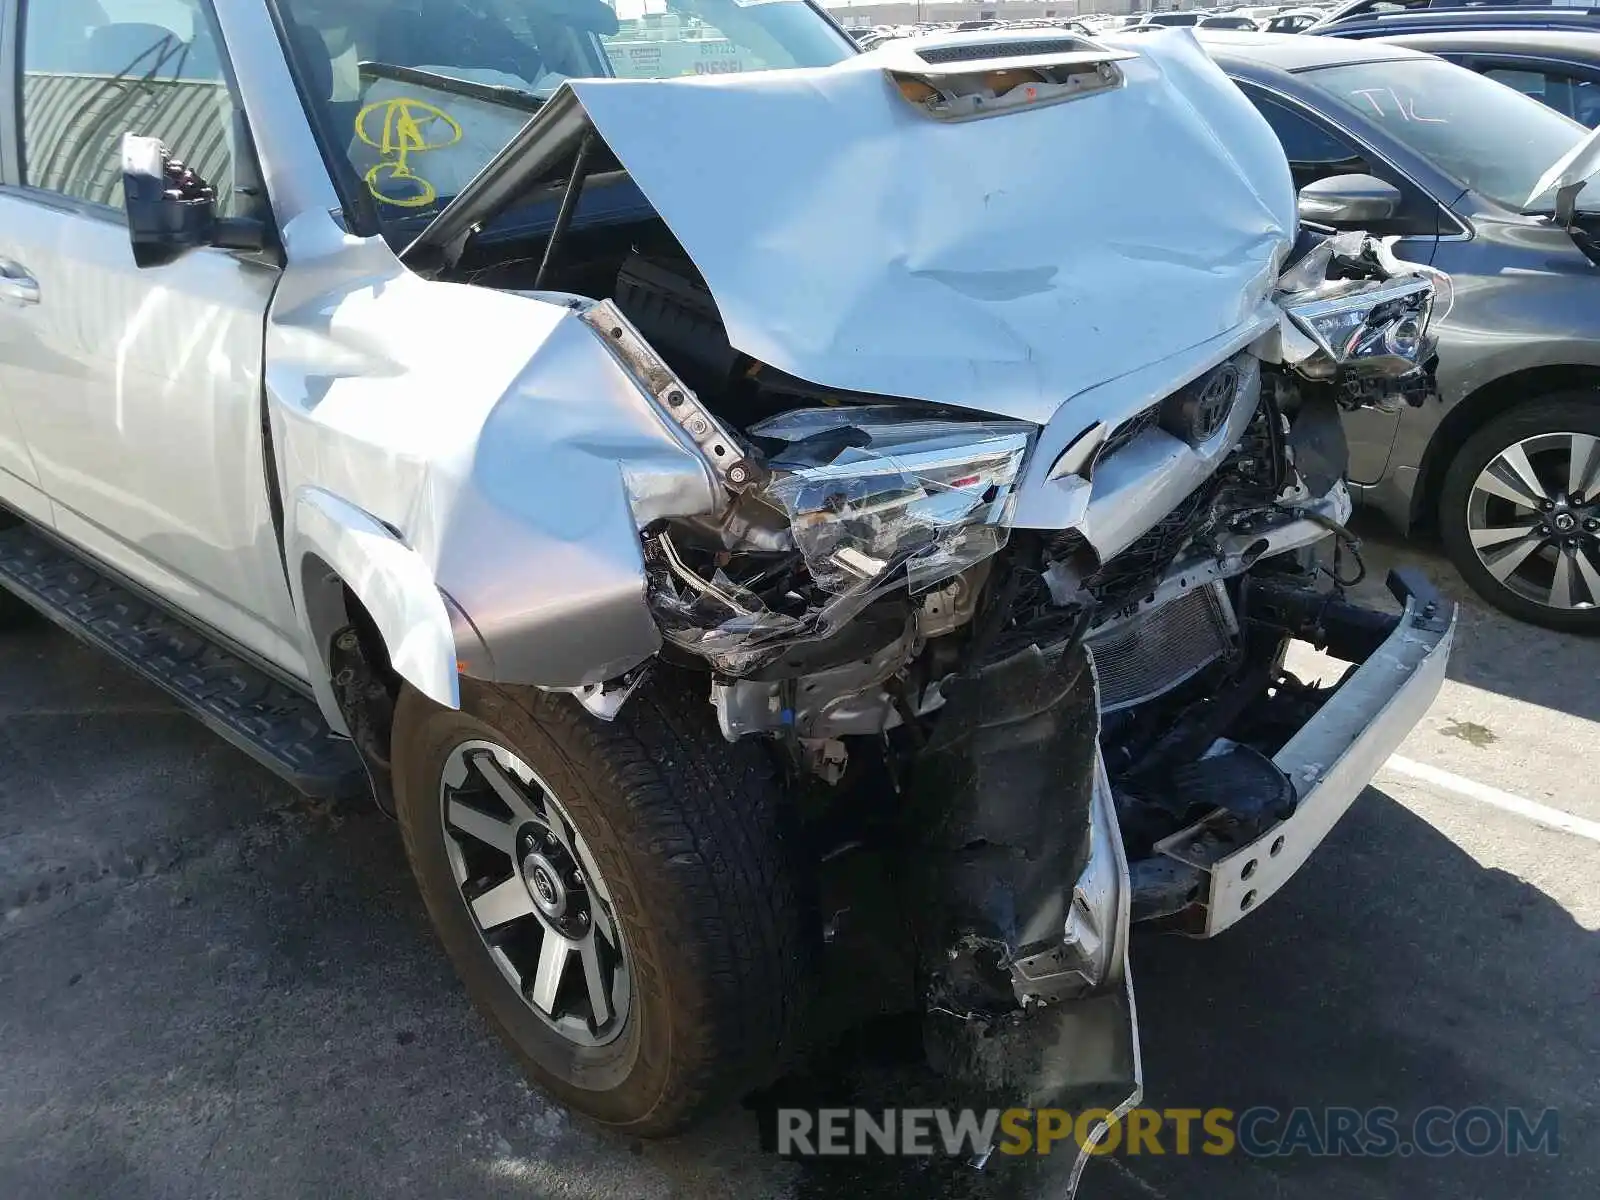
[
  {"xmin": 909, "ymin": 643, "xmax": 1107, "ymax": 1010},
  {"xmin": 643, "ymin": 408, "xmax": 1032, "ymax": 675}
]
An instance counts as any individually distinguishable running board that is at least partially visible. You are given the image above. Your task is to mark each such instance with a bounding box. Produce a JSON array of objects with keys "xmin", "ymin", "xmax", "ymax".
[{"xmin": 0, "ymin": 524, "xmax": 366, "ymax": 799}]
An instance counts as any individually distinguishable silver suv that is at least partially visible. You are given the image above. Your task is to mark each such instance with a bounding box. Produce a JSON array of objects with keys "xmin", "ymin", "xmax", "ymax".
[{"xmin": 0, "ymin": 3, "xmax": 1453, "ymax": 1164}]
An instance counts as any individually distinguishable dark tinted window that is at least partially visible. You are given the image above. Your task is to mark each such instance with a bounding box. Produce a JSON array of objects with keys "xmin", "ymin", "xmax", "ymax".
[
  {"xmin": 19, "ymin": 0, "xmax": 241, "ymax": 213},
  {"xmin": 1483, "ymin": 65, "xmax": 1600, "ymax": 129},
  {"xmin": 1251, "ymin": 96, "xmax": 1371, "ymax": 189}
]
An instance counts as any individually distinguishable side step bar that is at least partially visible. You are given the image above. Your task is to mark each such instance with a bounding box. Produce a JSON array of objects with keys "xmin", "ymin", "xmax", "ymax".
[{"xmin": 0, "ymin": 524, "xmax": 366, "ymax": 800}]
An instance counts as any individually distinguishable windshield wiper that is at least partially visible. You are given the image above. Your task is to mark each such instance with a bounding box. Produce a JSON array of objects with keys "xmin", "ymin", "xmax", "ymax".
[{"xmin": 357, "ymin": 61, "xmax": 547, "ymax": 113}]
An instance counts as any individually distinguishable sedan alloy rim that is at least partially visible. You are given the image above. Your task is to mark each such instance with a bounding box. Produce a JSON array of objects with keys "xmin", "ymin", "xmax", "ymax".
[
  {"xmin": 439, "ymin": 740, "xmax": 631, "ymax": 1047},
  {"xmin": 1467, "ymin": 431, "xmax": 1600, "ymax": 611}
]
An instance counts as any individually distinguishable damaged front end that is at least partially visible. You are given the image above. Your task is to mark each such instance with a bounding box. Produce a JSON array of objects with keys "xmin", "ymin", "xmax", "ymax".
[{"xmin": 404, "ymin": 26, "xmax": 1453, "ymax": 1183}]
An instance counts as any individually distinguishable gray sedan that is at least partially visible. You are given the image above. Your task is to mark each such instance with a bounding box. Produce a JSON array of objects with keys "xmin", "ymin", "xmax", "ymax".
[{"xmin": 1191, "ymin": 31, "xmax": 1600, "ymax": 631}]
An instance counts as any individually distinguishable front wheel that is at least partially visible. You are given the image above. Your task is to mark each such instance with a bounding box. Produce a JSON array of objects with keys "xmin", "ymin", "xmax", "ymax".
[
  {"xmin": 1440, "ymin": 394, "xmax": 1600, "ymax": 633},
  {"xmin": 392, "ymin": 674, "xmax": 806, "ymax": 1135}
]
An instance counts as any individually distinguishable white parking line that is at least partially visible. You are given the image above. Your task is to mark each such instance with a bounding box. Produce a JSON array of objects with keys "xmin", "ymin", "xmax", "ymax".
[{"xmin": 1385, "ymin": 754, "xmax": 1600, "ymax": 845}]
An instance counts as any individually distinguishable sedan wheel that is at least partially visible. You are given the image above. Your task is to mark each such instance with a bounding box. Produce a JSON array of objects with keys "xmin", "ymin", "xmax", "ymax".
[
  {"xmin": 1441, "ymin": 396, "xmax": 1600, "ymax": 633},
  {"xmin": 1465, "ymin": 432, "xmax": 1600, "ymax": 611}
]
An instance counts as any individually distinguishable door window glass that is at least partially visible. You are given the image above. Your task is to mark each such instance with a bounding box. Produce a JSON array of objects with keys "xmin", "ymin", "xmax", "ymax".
[
  {"xmin": 1483, "ymin": 66, "xmax": 1600, "ymax": 129},
  {"xmin": 19, "ymin": 0, "xmax": 241, "ymax": 214},
  {"xmin": 1250, "ymin": 96, "xmax": 1371, "ymax": 190},
  {"xmin": 275, "ymin": 0, "xmax": 850, "ymax": 219}
]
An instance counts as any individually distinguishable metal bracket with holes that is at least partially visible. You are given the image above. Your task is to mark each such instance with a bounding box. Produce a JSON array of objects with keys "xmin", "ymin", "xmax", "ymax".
[{"xmin": 577, "ymin": 299, "xmax": 764, "ymax": 494}]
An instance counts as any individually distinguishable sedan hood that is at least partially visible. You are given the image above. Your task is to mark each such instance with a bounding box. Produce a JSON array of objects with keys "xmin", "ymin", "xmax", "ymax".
[{"xmin": 412, "ymin": 29, "xmax": 1296, "ymax": 425}]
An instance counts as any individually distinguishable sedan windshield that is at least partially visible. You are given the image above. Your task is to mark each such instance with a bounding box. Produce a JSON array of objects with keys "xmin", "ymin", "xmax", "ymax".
[
  {"xmin": 1300, "ymin": 57, "xmax": 1590, "ymax": 211},
  {"xmin": 275, "ymin": 0, "xmax": 853, "ymax": 216}
]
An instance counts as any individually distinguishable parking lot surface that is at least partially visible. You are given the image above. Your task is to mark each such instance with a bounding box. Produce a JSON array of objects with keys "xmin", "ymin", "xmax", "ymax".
[{"xmin": 1, "ymin": 518, "xmax": 1595, "ymax": 1200}]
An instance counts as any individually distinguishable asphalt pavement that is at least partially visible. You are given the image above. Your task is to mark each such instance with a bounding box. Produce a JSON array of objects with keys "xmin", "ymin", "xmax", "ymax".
[{"xmin": 1, "ymin": 517, "xmax": 1595, "ymax": 1200}]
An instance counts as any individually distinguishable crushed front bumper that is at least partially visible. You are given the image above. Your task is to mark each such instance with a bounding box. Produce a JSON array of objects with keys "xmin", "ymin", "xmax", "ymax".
[{"xmin": 1151, "ymin": 572, "xmax": 1456, "ymax": 937}]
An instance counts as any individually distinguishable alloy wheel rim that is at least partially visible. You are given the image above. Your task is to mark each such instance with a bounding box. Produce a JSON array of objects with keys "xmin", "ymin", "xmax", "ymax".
[
  {"xmin": 1467, "ymin": 431, "xmax": 1600, "ymax": 611},
  {"xmin": 439, "ymin": 740, "xmax": 631, "ymax": 1047}
]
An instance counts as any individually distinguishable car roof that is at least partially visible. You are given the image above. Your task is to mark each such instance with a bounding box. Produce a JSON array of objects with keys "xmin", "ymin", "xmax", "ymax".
[
  {"xmin": 1375, "ymin": 27, "xmax": 1600, "ymax": 58},
  {"xmin": 1311, "ymin": 7, "xmax": 1600, "ymax": 36},
  {"xmin": 1191, "ymin": 28, "xmax": 1432, "ymax": 71}
]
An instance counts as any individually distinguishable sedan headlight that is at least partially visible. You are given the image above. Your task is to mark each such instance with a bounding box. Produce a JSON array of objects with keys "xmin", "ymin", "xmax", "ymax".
[
  {"xmin": 1280, "ymin": 275, "xmax": 1435, "ymax": 379},
  {"xmin": 1273, "ymin": 232, "xmax": 1445, "ymax": 385},
  {"xmin": 750, "ymin": 406, "xmax": 1033, "ymax": 596}
]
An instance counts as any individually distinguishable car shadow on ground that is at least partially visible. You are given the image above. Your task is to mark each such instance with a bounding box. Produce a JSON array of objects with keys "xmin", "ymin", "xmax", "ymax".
[{"xmin": 679, "ymin": 783, "xmax": 1596, "ymax": 1200}]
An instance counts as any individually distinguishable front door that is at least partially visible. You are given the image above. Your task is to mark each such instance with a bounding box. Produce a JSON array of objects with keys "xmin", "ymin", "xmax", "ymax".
[{"xmin": 0, "ymin": 0, "xmax": 303, "ymax": 672}]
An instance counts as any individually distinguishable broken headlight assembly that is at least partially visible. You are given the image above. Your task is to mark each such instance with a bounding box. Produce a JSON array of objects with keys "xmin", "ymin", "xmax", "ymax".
[
  {"xmin": 753, "ymin": 407, "xmax": 1033, "ymax": 596},
  {"xmin": 1280, "ymin": 275, "xmax": 1434, "ymax": 379},
  {"xmin": 1272, "ymin": 231, "xmax": 1447, "ymax": 410},
  {"xmin": 644, "ymin": 408, "xmax": 1033, "ymax": 675}
]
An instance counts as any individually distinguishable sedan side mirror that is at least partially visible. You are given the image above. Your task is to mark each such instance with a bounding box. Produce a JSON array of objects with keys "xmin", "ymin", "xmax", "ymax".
[
  {"xmin": 121, "ymin": 133, "xmax": 267, "ymax": 268},
  {"xmin": 1297, "ymin": 174, "xmax": 1403, "ymax": 228}
]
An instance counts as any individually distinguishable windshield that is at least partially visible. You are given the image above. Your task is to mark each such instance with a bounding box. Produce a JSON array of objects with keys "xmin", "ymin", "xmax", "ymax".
[
  {"xmin": 275, "ymin": 0, "xmax": 853, "ymax": 217},
  {"xmin": 1300, "ymin": 57, "xmax": 1590, "ymax": 211}
]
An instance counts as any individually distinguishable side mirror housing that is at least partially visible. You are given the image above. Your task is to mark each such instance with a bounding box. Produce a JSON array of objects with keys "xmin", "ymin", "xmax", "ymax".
[
  {"xmin": 1297, "ymin": 173, "xmax": 1404, "ymax": 228},
  {"xmin": 121, "ymin": 133, "xmax": 267, "ymax": 268}
]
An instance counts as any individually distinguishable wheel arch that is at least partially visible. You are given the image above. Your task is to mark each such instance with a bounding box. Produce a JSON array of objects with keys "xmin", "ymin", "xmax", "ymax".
[
  {"xmin": 1411, "ymin": 364, "xmax": 1600, "ymax": 535},
  {"xmin": 289, "ymin": 487, "xmax": 473, "ymax": 732}
]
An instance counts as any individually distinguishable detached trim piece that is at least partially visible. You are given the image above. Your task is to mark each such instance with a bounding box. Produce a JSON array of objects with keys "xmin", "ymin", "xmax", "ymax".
[{"xmin": 289, "ymin": 488, "xmax": 461, "ymax": 711}]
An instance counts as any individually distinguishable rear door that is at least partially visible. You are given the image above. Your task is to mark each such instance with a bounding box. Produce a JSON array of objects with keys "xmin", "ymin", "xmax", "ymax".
[{"xmin": 0, "ymin": 0, "xmax": 304, "ymax": 673}]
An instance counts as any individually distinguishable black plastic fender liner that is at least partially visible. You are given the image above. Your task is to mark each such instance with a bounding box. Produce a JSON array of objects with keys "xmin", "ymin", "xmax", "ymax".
[
  {"xmin": 906, "ymin": 643, "xmax": 1143, "ymax": 1190},
  {"xmin": 906, "ymin": 643, "xmax": 1100, "ymax": 1014},
  {"xmin": 1288, "ymin": 389, "xmax": 1351, "ymax": 499}
]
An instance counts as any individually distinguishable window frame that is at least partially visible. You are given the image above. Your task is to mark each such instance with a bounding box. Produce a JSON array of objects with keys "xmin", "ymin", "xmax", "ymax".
[
  {"xmin": 1236, "ymin": 78, "xmax": 1464, "ymax": 241},
  {"xmin": 0, "ymin": 0, "xmax": 19, "ymax": 188},
  {"xmin": 2, "ymin": 0, "xmax": 274, "ymax": 235}
]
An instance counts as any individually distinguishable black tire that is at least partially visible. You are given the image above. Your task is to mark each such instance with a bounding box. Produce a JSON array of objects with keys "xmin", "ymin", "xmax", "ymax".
[
  {"xmin": 1439, "ymin": 393, "xmax": 1600, "ymax": 634},
  {"xmin": 392, "ymin": 672, "xmax": 806, "ymax": 1135}
]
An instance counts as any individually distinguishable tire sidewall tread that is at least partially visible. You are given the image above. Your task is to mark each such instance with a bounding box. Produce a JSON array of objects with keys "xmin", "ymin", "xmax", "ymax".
[{"xmin": 392, "ymin": 672, "xmax": 805, "ymax": 1136}]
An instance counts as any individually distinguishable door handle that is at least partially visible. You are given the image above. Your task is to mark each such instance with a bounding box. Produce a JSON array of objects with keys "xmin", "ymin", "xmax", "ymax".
[{"xmin": 0, "ymin": 261, "xmax": 40, "ymax": 307}]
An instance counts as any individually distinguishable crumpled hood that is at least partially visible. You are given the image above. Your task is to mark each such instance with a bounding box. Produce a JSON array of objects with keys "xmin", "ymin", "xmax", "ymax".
[{"xmin": 561, "ymin": 30, "xmax": 1296, "ymax": 426}]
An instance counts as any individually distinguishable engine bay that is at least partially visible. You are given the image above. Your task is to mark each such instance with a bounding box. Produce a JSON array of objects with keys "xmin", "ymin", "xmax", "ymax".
[{"xmin": 429, "ymin": 146, "xmax": 1435, "ymax": 881}]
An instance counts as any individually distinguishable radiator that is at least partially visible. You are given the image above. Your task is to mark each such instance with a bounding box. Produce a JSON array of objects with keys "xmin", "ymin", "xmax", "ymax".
[{"xmin": 1086, "ymin": 582, "xmax": 1237, "ymax": 712}]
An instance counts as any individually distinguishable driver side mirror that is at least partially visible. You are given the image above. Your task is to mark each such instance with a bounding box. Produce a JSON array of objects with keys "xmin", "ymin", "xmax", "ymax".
[
  {"xmin": 121, "ymin": 133, "xmax": 268, "ymax": 269},
  {"xmin": 1297, "ymin": 173, "xmax": 1404, "ymax": 228}
]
